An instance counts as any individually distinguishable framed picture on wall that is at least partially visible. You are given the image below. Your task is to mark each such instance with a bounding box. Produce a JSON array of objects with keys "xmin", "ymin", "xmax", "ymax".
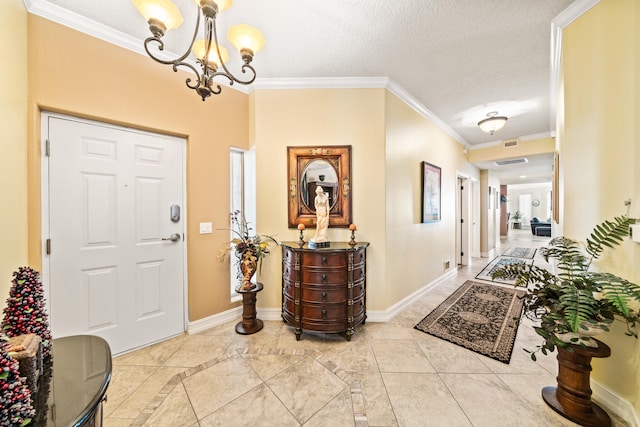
[{"xmin": 421, "ymin": 161, "xmax": 441, "ymax": 222}]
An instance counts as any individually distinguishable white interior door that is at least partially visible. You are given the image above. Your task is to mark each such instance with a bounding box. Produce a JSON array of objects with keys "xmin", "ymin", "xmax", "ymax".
[
  {"xmin": 458, "ymin": 177, "xmax": 470, "ymax": 266},
  {"xmin": 456, "ymin": 176, "xmax": 471, "ymax": 265},
  {"xmin": 43, "ymin": 114, "xmax": 185, "ymax": 354}
]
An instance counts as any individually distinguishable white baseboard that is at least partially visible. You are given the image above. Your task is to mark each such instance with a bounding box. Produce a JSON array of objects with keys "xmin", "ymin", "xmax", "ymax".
[
  {"xmin": 257, "ymin": 307, "xmax": 285, "ymax": 321},
  {"xmin": 188, "ymin": 268, "xmax": 459, "ymax": 331},
  {"xmin": 480, "ymin": 249, "xmax": 495, "ymax": 259},
  {"xmin": 592, "ymin": 379, "xmax": 639, "ymax": 426},
  {"xmin": 366, "ymin": 268, "xmax": 459, "ymax": 322},
  {"xmin": 187, "ymin": 306, "xmax": 242, "ymax": 334}
]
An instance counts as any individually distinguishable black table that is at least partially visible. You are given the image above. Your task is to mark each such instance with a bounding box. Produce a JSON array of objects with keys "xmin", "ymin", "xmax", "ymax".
[{"xmin": 38, "ymin": 335, "xmax": 112, "ymax": 426}]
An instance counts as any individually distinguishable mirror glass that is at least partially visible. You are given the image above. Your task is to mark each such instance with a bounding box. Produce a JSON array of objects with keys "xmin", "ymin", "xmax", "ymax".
[{"xmin": 300, "ymin": 160, "xmax": 339, "ymax": 211}]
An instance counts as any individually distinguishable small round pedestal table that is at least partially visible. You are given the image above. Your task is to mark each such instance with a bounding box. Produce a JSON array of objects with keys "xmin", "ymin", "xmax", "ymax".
[
  {"xmin": 542, "ymin": 338, "xmax": 611, "ymax": 427},
  {"xmin": 235, "ymin": 282, "xmax": 264, "ymax": 335}
]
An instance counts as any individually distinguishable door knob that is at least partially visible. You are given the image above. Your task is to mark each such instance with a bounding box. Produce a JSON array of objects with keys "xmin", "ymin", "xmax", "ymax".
[{"xmin": 162, "ymin": 233, "xmax": 181, "ymax": 242}]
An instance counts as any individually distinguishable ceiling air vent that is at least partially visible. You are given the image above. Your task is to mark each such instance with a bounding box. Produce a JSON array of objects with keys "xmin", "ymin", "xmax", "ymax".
[
  {"xmin": 495, "ymin": 158, "xmax": 528, "ymax": 166},
  {"xmin": 503, "ymin": 139, "xmax": 520, "ymax": 148}
]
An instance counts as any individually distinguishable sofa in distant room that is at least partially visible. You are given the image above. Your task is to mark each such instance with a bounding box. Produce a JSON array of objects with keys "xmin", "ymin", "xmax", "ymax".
[{"xmin": 530, "ymin": 217, "xmax": 551, "ymax": 236}]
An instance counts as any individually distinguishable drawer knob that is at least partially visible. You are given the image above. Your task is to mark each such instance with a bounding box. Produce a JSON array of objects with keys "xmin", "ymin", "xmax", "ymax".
[
  {"xmin": 321, "ymin": 256, "xmax": 327, "ymax": 265},
  {"xmin": 322, "ymin": 309, "xmax": 327, "ymax": 319},
  {"xmin": 321, "ymin": 291, "xmax": 328, "ymax": 301},
  {"xmin": 321, "ymin": 273, "xmax": 327, "ymax": 283}
]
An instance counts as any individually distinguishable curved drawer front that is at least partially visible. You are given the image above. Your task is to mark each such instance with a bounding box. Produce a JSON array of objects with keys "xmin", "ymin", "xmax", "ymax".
[
  {"xmin": 282, "ymin": 279, "xmax": 295, "ymax": 298},
  {"xmin": 352, "ymin": 266, "xmax": 366, "ymax": 282},
  {"xmin": 301, "ymin": 251, "xmax": 347, "ymax": 268},
  {"xmin": 352, "ymin": 293, "xmax": 366, "ymax": 317},
  {"xmin": 353, "ymin": 248, "xmax": 366, "ymax": 266},
  {"xmin": 301, "ymin": 287, "xmax": 347, "ymax": 304},
  {"xmin": 301, "ymin": 318, "xmax": 347, "ymax": 333},
  {"xmin": 282, "ymin": 261, "xmax": 296, "ymax": 281},
  {"xmin": 282, "ymin": 294, "xmax": 296, "ymax": 317},
  {"xmin": 301, "ymin": 269, "xmax": 347, "ymax": 285},
  {"xmin": 301, "ymin": 303, "xmax": 347, "ymax": 323},
  {"xmin": 352, "ymin": 282, "xmax": 365, "ymax": 300},
  {"xmin": 282, "ymin": 247, "xmax": 296, "ymax": 264}
]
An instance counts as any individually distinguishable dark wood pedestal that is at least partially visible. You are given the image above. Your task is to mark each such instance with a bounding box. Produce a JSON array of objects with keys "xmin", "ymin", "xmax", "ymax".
[
  {"xmin": 235, "ymin": 282, "xmax": 264, "ymax": 335},
  {"xmin": 542, "ymin": 338, "xmax": 611, "ymax": 427}
]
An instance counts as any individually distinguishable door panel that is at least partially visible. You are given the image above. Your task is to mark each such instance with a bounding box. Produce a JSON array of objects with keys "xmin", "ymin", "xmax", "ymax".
[{"xmin": 45, "ymin": 115, "xmax": 185, "ymax": 354}]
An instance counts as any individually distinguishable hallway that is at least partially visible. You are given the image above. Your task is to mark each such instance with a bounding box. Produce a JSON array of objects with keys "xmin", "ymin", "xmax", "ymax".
[{"xmin": 103, "ymin": 231, "xmax": 627, "ymax": 426}]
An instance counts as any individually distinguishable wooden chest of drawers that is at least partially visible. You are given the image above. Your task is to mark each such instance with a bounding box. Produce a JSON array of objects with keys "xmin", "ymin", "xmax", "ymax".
[{"xmin": 281, "ymin": 241, "xmax": 369, "ymax": 341}]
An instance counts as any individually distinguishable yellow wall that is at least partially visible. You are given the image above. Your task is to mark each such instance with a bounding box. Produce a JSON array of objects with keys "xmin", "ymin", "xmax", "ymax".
[
  {"xmin": 561, "ymin": 0, "xmax": 639, "ymax": 408},
  {"xmin": 0, "ymin": 0, "xmax": 29, "ymax": 311},
  {"xmin": 251, "ymin": 88, "xmax": 476, "ymax": 312},
  {"xmin": 468, "ymin": 136, "xmax": 555, "ymax": 163},
  {"xmin": 27, "ymin": 16, "xmax": 250, "ymax": 321},
  {"xmin": 252, "ymin": 88, "xmax": 388, "ymax": 309},
  {"xmin": 384, "ymin": 92, "xmax": 478, "ymax": 303}
]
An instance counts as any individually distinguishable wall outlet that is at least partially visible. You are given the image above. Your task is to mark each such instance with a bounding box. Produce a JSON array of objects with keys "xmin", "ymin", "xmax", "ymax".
[
  {"xmin": 199, "ymin": 222, "xmax": 213, "ymax": 234},
  {"xmin": 444, "ymin": 260, "xmax": 450, "ymax": 270}
]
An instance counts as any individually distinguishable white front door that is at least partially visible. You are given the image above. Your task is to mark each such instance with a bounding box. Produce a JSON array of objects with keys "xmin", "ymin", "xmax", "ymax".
[{"xmin": 43, "ymin": 114, "xmax": 185, "ymax": 354}]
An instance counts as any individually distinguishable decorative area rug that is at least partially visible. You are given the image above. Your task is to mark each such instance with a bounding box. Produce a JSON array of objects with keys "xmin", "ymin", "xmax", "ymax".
[
  {"xmin": 475, "ymin": 256, "xmax": 534, "ymax": 285},
  {"xmin": 414, "ymin": 280, "xmax": 525, "ymax": 364},
  {"xmin": 501, "ymin": 246, "xmax": 537, "ymax": 259}
]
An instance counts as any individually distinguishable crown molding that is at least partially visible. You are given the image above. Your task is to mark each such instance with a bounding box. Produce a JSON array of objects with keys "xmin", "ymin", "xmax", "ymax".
[
  {"xmin": 252, "ymin": 76, "xmax": 389, "ymax": 90},
  {"xmin": 385, "ymin": 79, "xmax": 469, "ymax": 146},
  {"xmin": 253, "ymin": 76, "xmax": 469, "ymax": 146},
  {"xmin": 549, "ymin": 0, "xmax": 600, "ymax": 131},
  {"xmin": 22, "ymin": 0, "xmax": 252, "ymax": 94},
  {"xmin": 24, "ymin": 0, "xmax": 466, "ymax": 143},
  {"xmin": 24, "ymin": 0, "xmax": 142, "ymax": 56}
]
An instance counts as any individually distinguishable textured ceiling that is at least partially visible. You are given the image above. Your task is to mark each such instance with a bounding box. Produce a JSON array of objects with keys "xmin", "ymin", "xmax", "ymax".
[{"xmin": 25, "ymin": 0, "xmax": 577, "ymax": 183}]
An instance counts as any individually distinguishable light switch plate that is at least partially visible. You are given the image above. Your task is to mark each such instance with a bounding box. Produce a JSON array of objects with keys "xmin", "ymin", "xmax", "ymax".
[
  {"xmin": 631, "ymin": 224, "xmax": 640, "ymax": 243},
  {"xmin": 199, "ymin": 222, "xmax": 213, "ymax": 234}
]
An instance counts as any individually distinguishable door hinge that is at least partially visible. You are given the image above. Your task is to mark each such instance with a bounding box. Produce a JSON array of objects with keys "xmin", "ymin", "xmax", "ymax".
[
  {"xmin": 45, "ymin": 139, "xmax": 50, "ymax": 157},
  {"xmin": 46, "ymin": 239, "xmax": 51, "ymax": 255},
  {"xmin": 461, "ymin": 252, "xmax": 464, "ymax": 257}
]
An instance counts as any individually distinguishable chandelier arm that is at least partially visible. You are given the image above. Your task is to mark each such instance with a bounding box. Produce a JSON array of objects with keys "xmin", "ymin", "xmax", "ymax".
[
  {"xmin": 173, "ymin": 62, "xmax": 203, "ymax": 90},
  {"xmin": 211, "ymin": 13, "xmax": 257, "ymax": 85},
  {"xmin": 209, "ymin": 64, "xmax": 257, "ymax": 86},
  {"xmin": 204, "ymin": 78, "xmax": 223, "ymax": 95},
  {"xmin": 142, "ymin": 7, "xmax": 202, "ymax": 66}
]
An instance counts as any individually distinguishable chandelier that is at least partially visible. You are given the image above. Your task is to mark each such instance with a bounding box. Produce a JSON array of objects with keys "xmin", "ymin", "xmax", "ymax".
[
  {"xmin": 477, "ymin": 111, "xmax": 508, "ymax": 135},
  {"xmin": 132, "ymin": 0, "xmax": 265, "ymax": 101}
]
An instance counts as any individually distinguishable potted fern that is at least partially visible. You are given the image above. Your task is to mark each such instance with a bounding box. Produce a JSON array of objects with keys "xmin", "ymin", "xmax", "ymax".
[
  {"xmin": 493, "ymin": 215, "xmax": 639, "ymax": 426},
  {"xmin": 494, "ymin": 215, "xmax": 639, "ymax": 357}
]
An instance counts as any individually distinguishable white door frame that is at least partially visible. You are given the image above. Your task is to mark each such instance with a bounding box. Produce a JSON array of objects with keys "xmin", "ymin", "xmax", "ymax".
[
  {"xmin": 456, "ymin": 172, "xmax": 471, "ymax": 266},
  {"xmin": 470, "ymin": 178, "xmax": 481, "ymax": 258},
  {"xmin": 40, "ymin": 112, "xmax": 189, "ymax": 345}
]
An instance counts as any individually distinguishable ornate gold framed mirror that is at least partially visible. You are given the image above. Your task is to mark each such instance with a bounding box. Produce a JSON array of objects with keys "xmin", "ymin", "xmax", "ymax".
[{"xmin": 287, "ymin": 146, "xmax": 352, "ymax": 228}]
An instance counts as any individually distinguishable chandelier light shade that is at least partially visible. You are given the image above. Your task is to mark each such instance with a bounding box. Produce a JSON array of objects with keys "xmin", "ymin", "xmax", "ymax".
[
  {"xmin": 477, "ymin": 111, "xmax": 508, "ymax": 135},
  {"xmin": 132, "ymin": 0, "xmax": 265, "ymax": 101},
  {"xmin": 132, "ymin": 0, "xmax": 183, "ymax": 36}
]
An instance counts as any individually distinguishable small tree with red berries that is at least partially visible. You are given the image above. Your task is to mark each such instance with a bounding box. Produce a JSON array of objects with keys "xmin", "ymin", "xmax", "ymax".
[
  {"xmin": 2, "ymin": 267, "xmax": 52, "ymax": 358},
  {"xmin": 0, "ymin": 335, "xmax": 34, "ymax": 426}
]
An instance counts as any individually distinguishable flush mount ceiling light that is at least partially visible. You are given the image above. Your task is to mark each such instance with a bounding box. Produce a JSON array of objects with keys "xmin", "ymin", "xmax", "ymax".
[
  {"xmin": 132, "ymin": 0, "xmax": 265, "ymax": 101},
  {"xmin": 477, "ymin": 111, "xmax": 508, "ymax": 135}
]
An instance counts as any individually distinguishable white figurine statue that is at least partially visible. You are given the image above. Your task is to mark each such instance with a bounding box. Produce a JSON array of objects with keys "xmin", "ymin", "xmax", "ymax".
[{"xmin": 310, "ymin": 186, "xmax": 330, "ymax": 246}]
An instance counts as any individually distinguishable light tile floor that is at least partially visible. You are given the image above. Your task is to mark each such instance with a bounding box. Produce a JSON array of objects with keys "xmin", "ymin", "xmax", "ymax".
[{"xmin": 104, "ymin": 230, "xmax": 629, "ymax": 426}]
